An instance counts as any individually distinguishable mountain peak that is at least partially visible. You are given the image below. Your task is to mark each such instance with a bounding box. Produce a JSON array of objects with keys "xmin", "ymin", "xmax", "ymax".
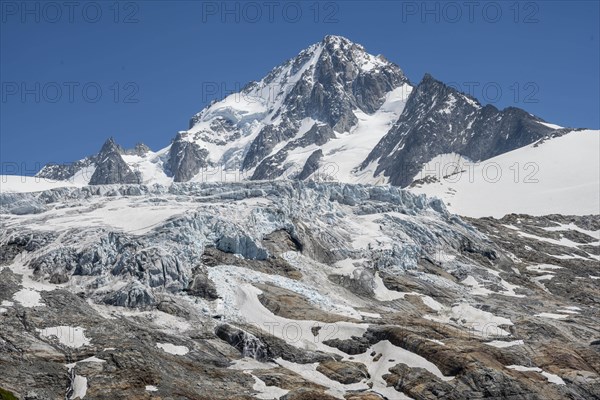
[
  {"xmin": 321, "ymin": 34, "xmax": 353, "ymax": 45},
  {"xmin": 90, "ymin": 138, "xmax": 141, "ymax": 185},
  {"xmin": 33, "ymin": 37, "xmax": 571, "ymax": 189},
  {"xmin": 99, "ymin": 137, "xmax": 122, "ymax": 154},
  {"xmin": 320, "ymin": 34, "xmax": 368, "ymax": 56},
  {"xmin": 422, "ymin": 73, "xmax": 437, "ymax": 83}
]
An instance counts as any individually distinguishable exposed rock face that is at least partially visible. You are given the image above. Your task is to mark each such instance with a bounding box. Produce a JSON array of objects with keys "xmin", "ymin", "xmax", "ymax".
[
  {"xmin": 215, "ymin": 324, "xmax": 337, "ymax": 365},
  {"xmin": 89, "ymin": 138, "xmax": 142, "ymax": 185},
  {"xmin": 238, "ymin": 35, "xmax": 408, "ymax": 173},
  {"xmin": 0, "ymin": 272, "xmax": 255, "ymax": 400},
  {"xmin": 257, "ymin": 284, "xmax": 351, "ymax": 323},
  {"xmin": 252, "ymin": 367, "xmax": 326, "ymax": 391},
  {"xmin": 123, "ymin": 142, "xmax": 151, "ymax": 156},
  {"xmin": 361, "ymin": 74, "xmax": 563, "ymax": 187},
  {"xmin": 36, "ymin": 35, "xmax": 411, "ymax": 185},
  {"xmin": 186, "ymin": 266, "xmax": 219, "ymax": 300},
  {"xmin": 281, "ymin": 389, "xmax": 339, "ymax": 400},
  {"xmin": 298, "ymin": 150, "xmax": 324, "ymax": 181},
  {"xmin": 316, "ymin": 360, "xmax": 370, "ymax": 384},
  {"xmin": 167, "ymin": 133, "xmax": 210, "ymax": 182},
  {"xmin": 251, "ymin": 124, "xmax": 335, "ymax": 180},
  {"xmin": 216, "ymin": 234, "xmax": 269, "ymax": 260},
  {"xmin": 329, "ymin": 267, "xmax": 375, "ymax": 297},
  {"xmin": 202, "ymin": 246, "xmax": 302, "ymax": 280},
  {"xmin": 215, "ymin": 325, "xmax": 269, "ymax": 361},
  {"xmin": 36, "ymin": 158, "xmax": 93, "ymax": 181},
  {"xmin": 37, "ymin": 138, "xmax": 145, "ymax": 185},
  {"xmin": 103, "ymin": 281, "xmax": 156, "ymax": 308}
]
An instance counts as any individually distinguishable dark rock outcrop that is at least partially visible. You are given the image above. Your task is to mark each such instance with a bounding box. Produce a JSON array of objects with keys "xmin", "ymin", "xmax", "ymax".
[
  {"xmin": 361, "ymin": 74, "xmax": 563, "ymax": 187},
  {"xmin": 316, "ymin": 360, "xmax": 370, "ymax": 384},
  {"xmin": 89, "ymin": 138, "xmax": 141, "ymax": 185},
  {"xmin": 167, "ymin": 133, "xmax": 210, "ymax": 182},
  {"xmin": 103, "ymin": 281, "xmax": 156, "ymax": 308}
]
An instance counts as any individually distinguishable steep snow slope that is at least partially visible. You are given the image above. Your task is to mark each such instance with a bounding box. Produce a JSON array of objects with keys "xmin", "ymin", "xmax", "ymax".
[{"xmin": 410, "ymin": 129, "xmax": 600, "ymax": 217}]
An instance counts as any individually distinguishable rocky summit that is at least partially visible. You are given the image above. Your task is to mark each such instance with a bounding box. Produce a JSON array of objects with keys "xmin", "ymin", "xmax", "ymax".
[{"xmin": 34, "ymin": 35, "xmax": 575, "ymax": 188}]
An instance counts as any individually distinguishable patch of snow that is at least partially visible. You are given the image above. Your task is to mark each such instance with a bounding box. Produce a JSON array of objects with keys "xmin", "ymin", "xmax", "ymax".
[
  {"xmin": 228, "ymin": 358, "xmax": 279, "ymax": 371},
  {"xmin": 248, "ymin": 372, "xmax": 289, "ymax": 399},
  {"xmin": 507, "ymin": 365, "xmax": 541, "ymax": 372},
  {"xmin": 70, "ymin": 375, "xmax": 87, "ymax": 399},
  {"xmin": 542, "ymin": 371, "xmax": 566, "ymax": 385},
  {"xmin": 65, "ymin": 356, "xmax": 106, "ymax": 371},
  {"xmin": 542, "ymin": 223, "xmax": 600, "ymax": 240},
  {"xmin": 359, "ymin": 311, "xmax": 381, "ymax": 319},
  {"xmin": 532, "ymin": 274, "xmax": 555, "ymax": 282},
  {"xmin": 427, "ymin": 339, "xmax": 446, "ymax": 346},
  {"xmin": 0, "ymin": 175, "xmax": 81, "ymax": 193},
  {"xmin": 12, "ymin": 288, "xmax": 44, "ymax": 307},
  {"xmin": 515, "ymin": 230, "xmax": 585, "ymax": 248},
  {"xmin": 209, "ymin": 265, "xmax": 364, "ymax": 322},
  {"xmin": 420, "ymin": 295, "xmax": 444, "ymax": 311},
  {"xmin": 538, "ymin": 121, "xmax": 563, "ymax": 129},
  {"xmin": 535, "ymin": 313, "xmax": 568, "ymax": 320},
  {"xmin": 373, "ymin": 272, "xmax": 406, "ymax": 301},
  {"xmin": 38, "ymin": 326, "xmax": 91, "ymax": 348},
  {"xmin": 412, "ymin": 153, "xmax": 471, "ymax": 184},
  {"xmin": 275, "ymin": 359, "xmax": 367, "ymax": 399},
  {"xmin": 156, "ymin": 343, "xmax": 189, "ymax": 355},
  {"xmin": 506, "ymin": 365, "xmax": 565, "ymax": 385},
  {"xmin": 320, "ymin": 83, "xmax": 413, "ymax": 184},
  {"xmin": 526, "ymin": 264, "xmax": 563, "ymax": 272},
  {"xmin": 462, "ymin": 275, "xmax": 494, "ymax": 296},
  {"xmin": 426, "ymin": 303, "xmax": 513, "ymax": 337},
  {"xmin": 485, "ymin": 340, "xmax": 524, "ymax": 348}
]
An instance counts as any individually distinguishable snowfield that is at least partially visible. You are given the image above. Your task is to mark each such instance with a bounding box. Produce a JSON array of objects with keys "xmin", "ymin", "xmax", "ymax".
[
  {"xmin": 411, "ymin": 129, "xmax": 600, "ymax": 217},
  {"xmin": 0, "ymin": 175, "xmax": 82, "ymax": 193}
]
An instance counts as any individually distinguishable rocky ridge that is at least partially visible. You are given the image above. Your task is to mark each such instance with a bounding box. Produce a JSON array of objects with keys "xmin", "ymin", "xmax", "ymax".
[{"xmin": 34, "ymin": 35, "xmax": 577, "ymax": 188}]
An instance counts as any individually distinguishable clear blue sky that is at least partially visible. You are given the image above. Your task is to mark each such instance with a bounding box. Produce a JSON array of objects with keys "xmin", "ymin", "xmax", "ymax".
[{"xmin": 1, "ymin": 0, "xmax": 599, "ymax": 174}]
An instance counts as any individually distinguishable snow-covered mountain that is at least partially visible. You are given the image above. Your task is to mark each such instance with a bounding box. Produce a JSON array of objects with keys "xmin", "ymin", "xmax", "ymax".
[
  {"xmin": 38, "ymin": 35, "xmax": 411, "ymax": 185},
  {"xmin": 35, "ymin": 35, "xmax": 593, "ymax": 195},
  {"xmin": 2, "ymin": 34, "xmax": 600, "ymax": 400},
  {"xmin": 359, "ymin": 74, "xmax": 568, "ymax": 187}
]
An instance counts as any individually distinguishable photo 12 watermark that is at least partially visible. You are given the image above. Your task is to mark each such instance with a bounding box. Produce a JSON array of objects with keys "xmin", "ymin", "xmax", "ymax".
[
  {"xmin": 200, "ymin": 1, "xmax": 340, "ymax": 23},
  {"xmin": 399, "ymin": 1, "xmax": 540, "ymax": 24},
  {"xmin": 1, "ymin": 1, "xmax": 140, "ymax": 24},
  {"xmin": 415, "ymin": 160, "xmax": 540, "ymax": 185},
  {"xmin": 1, "ymin": 81, "xmax": 140, "ymax": 104},
  {"xmin": 447, "ymin": 81, "xmax": 540, "ymax": 104}
]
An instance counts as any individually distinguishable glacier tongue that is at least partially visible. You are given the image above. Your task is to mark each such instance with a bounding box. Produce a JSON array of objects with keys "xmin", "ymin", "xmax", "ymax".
[
  {"xmin": 1, "ymin": 180, "xmax": 599, "ymax": 399},
  {"xmin": 1, "ymin": 180, "xmax": 485, "ymax": 310}
]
